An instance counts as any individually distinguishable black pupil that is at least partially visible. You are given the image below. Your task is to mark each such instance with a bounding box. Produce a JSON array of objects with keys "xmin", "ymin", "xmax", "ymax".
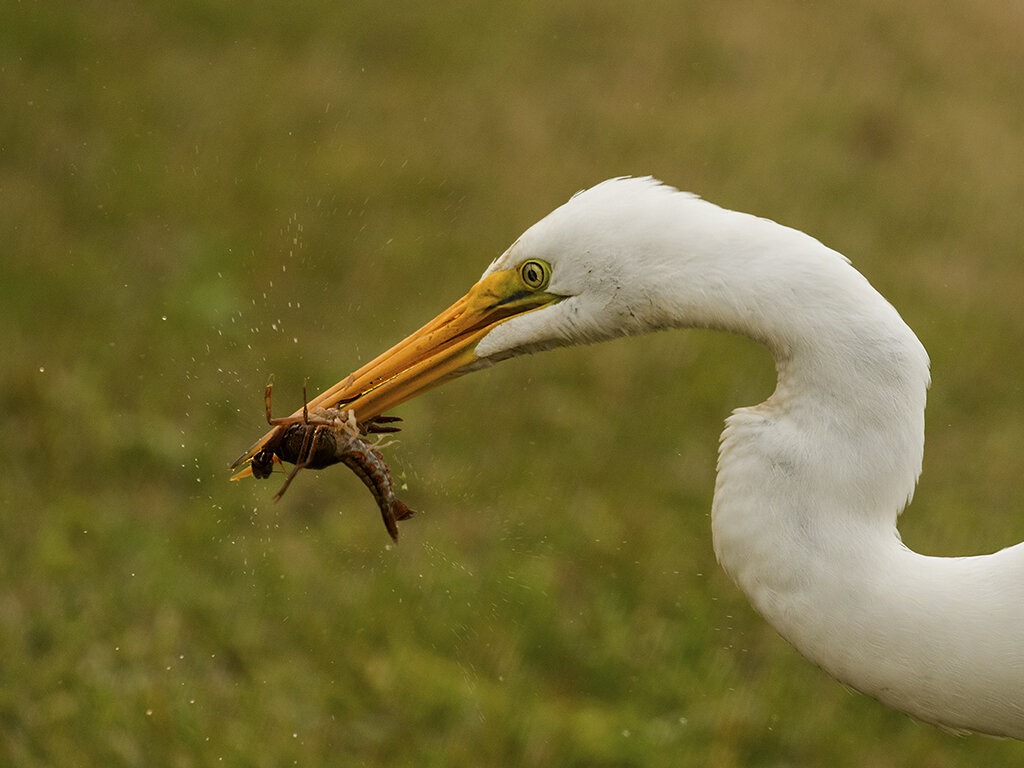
[{"xmin": 525, "ymin": 264, "xmax": 540, "ymax": 284}]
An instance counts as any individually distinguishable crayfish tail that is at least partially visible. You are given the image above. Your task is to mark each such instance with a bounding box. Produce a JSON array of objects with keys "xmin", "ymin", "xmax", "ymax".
[{"xmin": 393, "ymin": 500, "xmax": 416, "ymax": 521}]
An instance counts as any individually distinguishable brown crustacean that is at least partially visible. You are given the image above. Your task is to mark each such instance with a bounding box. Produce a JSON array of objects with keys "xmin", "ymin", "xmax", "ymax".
[{"xmin": 242, "ymin": 384, "xmax": 414, "ymax": 541}]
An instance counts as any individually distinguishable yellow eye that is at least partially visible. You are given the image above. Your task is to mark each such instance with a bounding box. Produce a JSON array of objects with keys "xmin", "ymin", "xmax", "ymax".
[{"xmin": 519, "ymin": 259, "xmax": 551, "ymax": 290}]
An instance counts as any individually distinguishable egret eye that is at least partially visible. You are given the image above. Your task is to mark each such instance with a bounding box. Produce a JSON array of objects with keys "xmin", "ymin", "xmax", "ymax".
[{"xmin": 519, "ymin": 259, "xmax": 551, "ymax": 290}]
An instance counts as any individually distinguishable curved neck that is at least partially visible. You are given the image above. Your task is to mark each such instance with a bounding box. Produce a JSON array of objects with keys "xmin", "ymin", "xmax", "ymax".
[
  {"xmin": 697, "ymin": 218, "xmax": 1024, "ymax": 738},
  {"xmin": 498, "ymin": 181, "xmax": 1024, "ymax": 736}
]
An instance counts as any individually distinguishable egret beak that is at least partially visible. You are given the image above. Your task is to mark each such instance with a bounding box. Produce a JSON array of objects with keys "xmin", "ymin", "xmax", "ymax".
[{"xmin": 231, "ymin": 267, "xmax": 561, "ymax": 473}]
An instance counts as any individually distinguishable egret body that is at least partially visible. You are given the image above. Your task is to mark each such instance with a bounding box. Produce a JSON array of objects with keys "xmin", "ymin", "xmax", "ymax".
[{"xmin": 236, "ymin": 177, "xmax": 1024, "ymax": 738}]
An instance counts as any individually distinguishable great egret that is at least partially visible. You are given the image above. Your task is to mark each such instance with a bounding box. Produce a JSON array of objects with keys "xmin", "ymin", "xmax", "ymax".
[{"xmin": 235, "ymin": 177, "xmax": 1024, "ymax": 738}]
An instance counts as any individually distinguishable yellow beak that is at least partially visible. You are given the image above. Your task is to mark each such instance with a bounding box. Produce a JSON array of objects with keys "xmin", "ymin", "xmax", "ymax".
[{"xmin": 231, "ymin": 267, "xmax": 561, "ymax": 474}]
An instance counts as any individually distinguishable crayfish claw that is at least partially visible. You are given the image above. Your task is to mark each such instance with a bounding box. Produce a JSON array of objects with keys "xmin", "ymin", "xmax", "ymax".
[{"xmin": 362, "ymin": 415, "xmax": 403, "ymax": 435}]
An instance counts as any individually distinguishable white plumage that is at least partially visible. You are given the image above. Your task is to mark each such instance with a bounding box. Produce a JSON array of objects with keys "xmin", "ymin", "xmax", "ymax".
[{"xmin": 474, "ymin": 178, "xmax": 1024, "ymax": 738}]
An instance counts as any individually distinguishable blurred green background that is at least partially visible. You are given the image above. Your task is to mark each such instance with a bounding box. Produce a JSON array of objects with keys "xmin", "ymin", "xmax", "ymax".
[{"xmin": 2, "ymin": 0, "xmax": 1023, "ymax": 765}]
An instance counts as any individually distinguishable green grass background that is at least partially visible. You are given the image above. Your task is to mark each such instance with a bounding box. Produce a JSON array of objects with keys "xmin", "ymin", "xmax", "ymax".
[{"xmin": 3, "ymin": 1, "xmax": 1023, "ymax": 765}]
